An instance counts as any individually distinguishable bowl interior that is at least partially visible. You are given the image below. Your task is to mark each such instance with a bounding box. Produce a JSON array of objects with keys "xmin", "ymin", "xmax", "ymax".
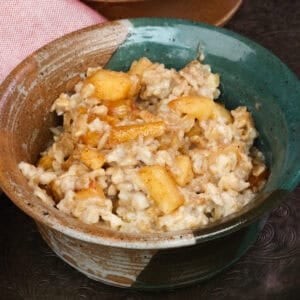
[{"xmin": 0, "ymin": 19, "xmax": 299, "ymax": 248}]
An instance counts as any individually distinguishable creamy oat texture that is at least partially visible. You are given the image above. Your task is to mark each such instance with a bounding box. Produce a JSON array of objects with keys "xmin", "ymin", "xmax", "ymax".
[{"xmin": 19, "ymin": 58, "xmax": 267, "ymax": 233}]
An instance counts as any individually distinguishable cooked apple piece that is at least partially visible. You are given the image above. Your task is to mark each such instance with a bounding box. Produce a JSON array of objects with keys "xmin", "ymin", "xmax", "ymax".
[
  {"xmin": 108, "ymin": 122, "xmax": 166, "ymax": 145},
  {"xmin": 80, "ymin": 130, "xmax": 102, "ymax": 147},
  {"xmin": 49, "ymin": 180, "xmax": 64, "ymax": 203},
  {"xmin": 212, "ymin": 103, "xmax": 233, "ymax": 123},
  {"xmin": 139, "ymin": 165, "xmax": 184, "ymax": 214},
  {"xmin": 84, "ymin": 69, "xmax": 135, "ymax": 101},
  {"xmin": 137, "ymin": 110, "xmax": 163, "ymax": 122},
  {"xmin": 87, "ymin": 113, "xmax": 97, "ymax": 123},
  {"xmin": 87, "ymin": 113, "xmax": 119, "ymax": 126},
  {"xmin": 129, "ymin": 57, "xmax": 153, "ymax": 77},
  {"xmin": 186, "ymin": 122, "xmax": 202, "ymax": 138},
  {"xmin": 173, "ymin": 155, "xmax": 194, "ymax": 186},
  {"xmin": 77, "ymin": 106, "xmax": 88, "ymax": 115},
  {"xmin": 79, "ymin": 147, "xmax": 105, "ymax": 170},
  {"xmin": 103, "ymin": 99, "xmax": 133, "ymax": 119},
  {"xmin": 168, "ymin": 96, "xmax": 215, "ymax": 121},
  {"xmin": 38, "ymin": 155, "xmax": 54, "ymax": 170},
  {"xmin": 75, "ymin": 182, "xmax": 105, "ymax": 200},
  {"xmin": 102, "ymin": 115, "xmax": 120, "ymax": 126},
  {"xmin": 128, "ymin": 74, "xmax": 141, "ymax": 98}
]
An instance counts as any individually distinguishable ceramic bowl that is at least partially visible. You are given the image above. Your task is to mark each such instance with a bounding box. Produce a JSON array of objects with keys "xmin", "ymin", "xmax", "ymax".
[{"xmin": 0, "ymin": 19, "xmax": 299, "ymax": 290}]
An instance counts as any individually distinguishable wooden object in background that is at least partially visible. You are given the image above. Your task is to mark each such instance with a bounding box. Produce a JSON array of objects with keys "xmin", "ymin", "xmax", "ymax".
[{"xmin": 85, "ymin": 0, "xmax": 243, "ymax": 26}]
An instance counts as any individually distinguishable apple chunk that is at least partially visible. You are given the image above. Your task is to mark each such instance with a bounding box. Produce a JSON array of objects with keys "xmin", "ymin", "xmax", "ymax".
[
  {"xmin": 139, "ymin": 165, "xmax": 184, "ymax": 214},
  {"xmin": 172, "ymin": 155, "xmax": 194, "ymax": 186},
  {"xmin": 168, "ymin": 96, "xmax": 215, "ymax": 121},
  {"xmin": 212, "ymin": 103, "xmax": 232, "ymax": 123},
  {"xmin": 79, "ymin": 147, "xmax": 105, "ymax": 170},
  {"xmin": 84, "ymin": 69, "xmax": 138, "ymax": 101},
  {"xmin": 108, "ymin": 122, "xmax": 166, "ymax": 145},
  {"xmin": 129, "ymin": 57, "xmax": 153, "ymax": 77},
  {"xmin": 74, "ymin": 182, "xmax": 105, "ymax": 200}
]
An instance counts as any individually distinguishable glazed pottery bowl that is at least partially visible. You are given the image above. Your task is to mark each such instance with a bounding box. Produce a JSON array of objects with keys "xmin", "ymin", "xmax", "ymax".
[{"xmin": 0, "ymin": 19, "xmax": 299, "ymax": 290}]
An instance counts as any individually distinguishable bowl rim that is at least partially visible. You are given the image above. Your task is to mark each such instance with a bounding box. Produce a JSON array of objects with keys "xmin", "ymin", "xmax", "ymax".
[{"xmin": 0, "ymin": 18, "xmax": 299, "ymax": 249}]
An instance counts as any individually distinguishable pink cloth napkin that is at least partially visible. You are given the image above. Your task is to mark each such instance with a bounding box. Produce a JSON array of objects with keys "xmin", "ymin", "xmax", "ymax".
[{"xmin": 0, "ymin": 0, "xmax": 106, "ymax": 83}]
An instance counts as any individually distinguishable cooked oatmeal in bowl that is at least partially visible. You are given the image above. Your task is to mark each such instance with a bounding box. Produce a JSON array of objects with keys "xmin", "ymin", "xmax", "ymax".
[
  {"xmin": 19, "ymin": 57, "xmax": 267, "ymax": 233},
  {"xmin": 1, "ymin": 18, "xmax": 300, "ymax": 289}
]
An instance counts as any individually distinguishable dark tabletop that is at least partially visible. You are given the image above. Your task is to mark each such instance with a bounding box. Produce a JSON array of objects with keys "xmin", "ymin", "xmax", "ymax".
[{"xmin": 0, "ymin": 0, "xmax": 299, "ymax": 299}]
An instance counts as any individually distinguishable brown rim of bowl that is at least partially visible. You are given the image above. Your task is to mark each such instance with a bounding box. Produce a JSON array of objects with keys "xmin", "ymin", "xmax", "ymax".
[{"xmin": 0, "ymin": 20, "xmax": 287, "ymax": 249}]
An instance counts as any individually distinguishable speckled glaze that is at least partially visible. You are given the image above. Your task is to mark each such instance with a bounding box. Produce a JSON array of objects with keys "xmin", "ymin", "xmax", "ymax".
[{"xmin": 0, "ymin": 19, "xmax": 299, "ymax": 289}]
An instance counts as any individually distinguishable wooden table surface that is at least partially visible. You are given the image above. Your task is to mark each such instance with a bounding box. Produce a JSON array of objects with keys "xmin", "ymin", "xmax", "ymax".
[{"xmin": 0, "ymin": 0, "xmax": 299, "ymax": 299}]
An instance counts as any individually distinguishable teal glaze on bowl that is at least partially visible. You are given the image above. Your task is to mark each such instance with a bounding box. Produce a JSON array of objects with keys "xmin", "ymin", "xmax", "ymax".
[
  {"xmin": 0, "ymin": 18, "xmax": 299, "ymax": 289},
  {"xmin": 107, "ymin": 19, "xmax": 300, "ymax": 241},
  {"xmin": 108, "ymin": 18, "xmax": 300, "ymax": 194},
  {"xmin": 106, "ymin": 19, "xmax": 300, "ymax": 288}
]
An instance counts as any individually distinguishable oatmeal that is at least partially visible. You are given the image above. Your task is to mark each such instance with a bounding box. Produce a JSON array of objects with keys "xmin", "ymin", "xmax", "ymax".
[{"xmin": 19, "ymin": 57, "xmax": 267, "ymax": 233}]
